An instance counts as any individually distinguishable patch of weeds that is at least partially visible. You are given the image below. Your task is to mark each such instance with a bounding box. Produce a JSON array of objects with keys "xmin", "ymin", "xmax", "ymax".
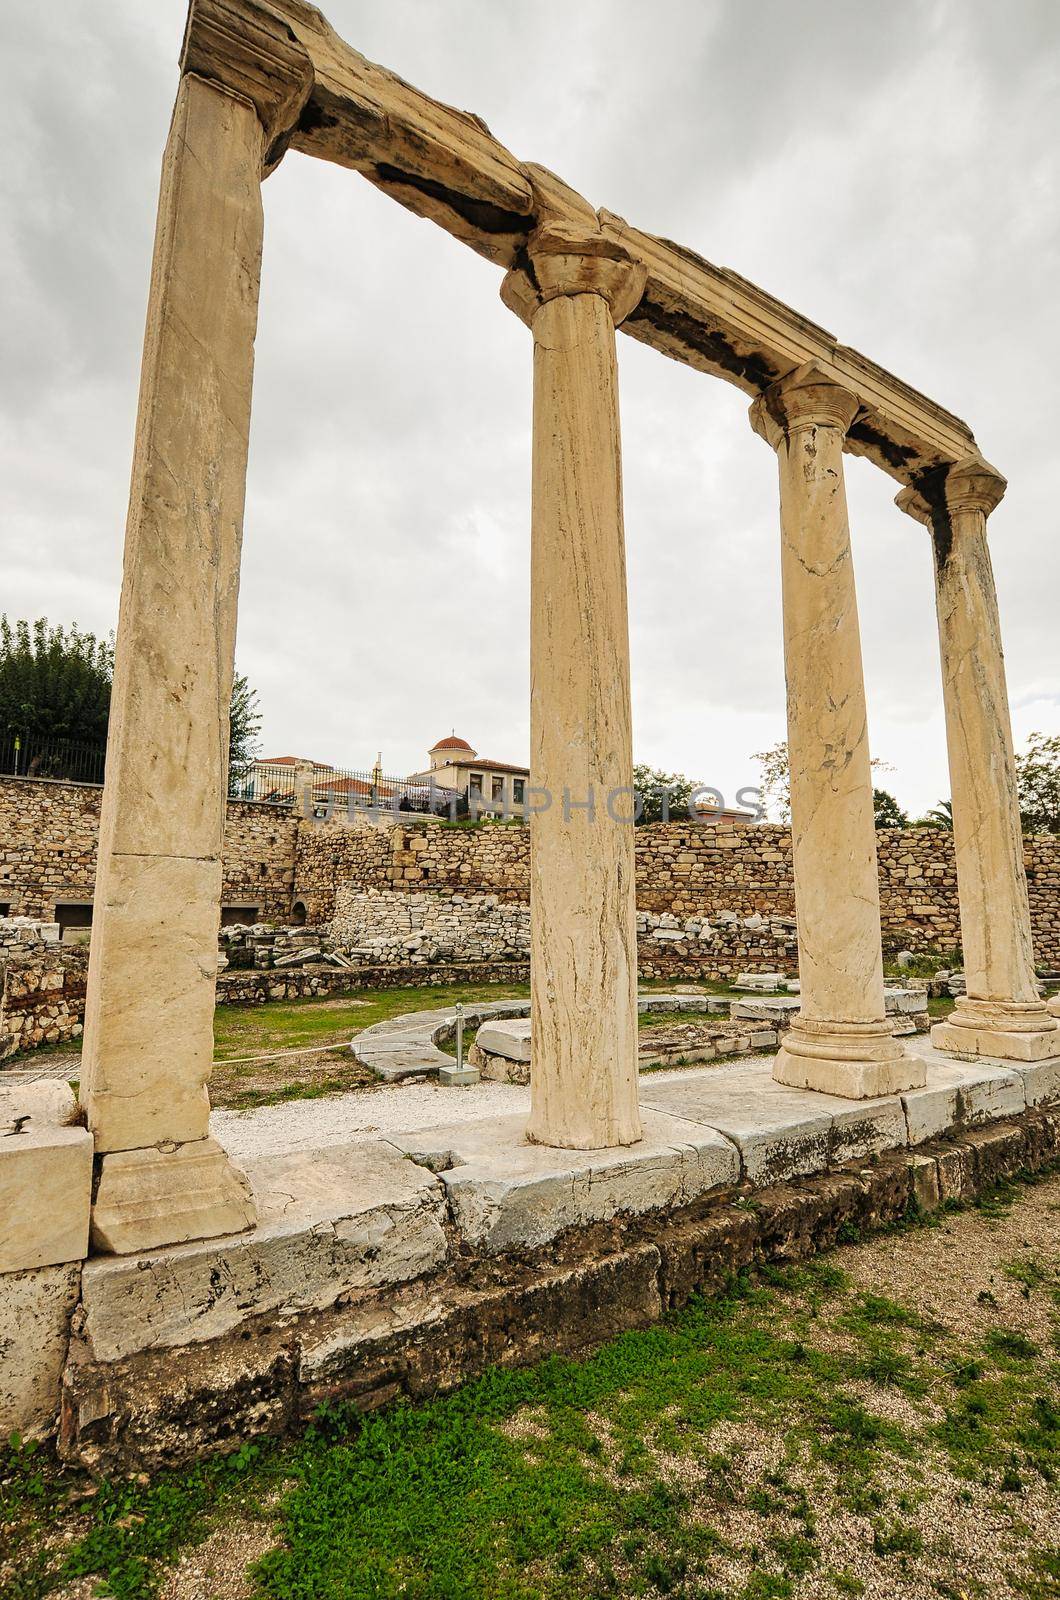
[
  {"xmin": 1017, "ymin": 1545, "xmax": 1060, "ymax": 1599},
  {"xmin": 1, "ymin": 1437, "xmax": 275, "ymax": 1600},
  {"xmin": 1005, "ymin": 1256, "xmax": 1053, "ymax": 1294},
  {"xmin": 767, "ymin": 1530, "xmax": 819, "ymax": 1575},
  {"xmin": 984, "ymin": 1329, "xmax": 1039, "ymax": 1364},
  {"xmin": 832, "ymin": 1573, "xmax": 865, "ymax": 1595},
  {"xmin": 870, "ymin": 1516, "xmax": 923, "ymax": 1557},
  {"xmin": 850, "ymin": 1341, "xmax": 927, "ymax": 1396}
]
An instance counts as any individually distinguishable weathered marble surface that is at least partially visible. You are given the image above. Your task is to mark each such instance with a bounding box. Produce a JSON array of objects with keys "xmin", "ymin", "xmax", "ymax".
[
  {"xmin": 897, "ymin": 462, "xmax": 1059, "ymax": 1064},
  {"xmin": 0, "ymin": 1126, "xmax": 92, "ymax": 1273},
  {"xmin": 0, "ymin": 1262, "xmax": 80, "ymax": 1438},
  {"xmin": 79, "ymin": 71, "xmax": 270, "ymax": 1247},
  {"xmin": 388, "ymin": 1108, "xmax": 740, "ymax": 1254},
  {"xmin": 81, "ymin": 1141, "xmax": 448, "ymax": 1361},
  {"xmin": 750, "ymin": 365, "xmax": 917, "ymax": 1100},
  {"xmin": 503, "ymin": 226, "xmax": 646, "ymax": 1151},
  {"xmin": 90, "ymin": 1137, "xmax": 257, "ymax": 1258},
  {"xmin": 641, "ymin": 1060, "xmax": 907, "ymax": 1184}
]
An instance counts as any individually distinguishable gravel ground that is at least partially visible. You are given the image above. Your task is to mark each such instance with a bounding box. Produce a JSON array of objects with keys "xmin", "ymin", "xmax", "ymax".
[
  {"xmin": 210, "ymin": 1061, "xmax": 727, "ymax": 1159},
  {"xmin": 211, "ymin": 1074, "xmax": 532, "ymax": 1158}
]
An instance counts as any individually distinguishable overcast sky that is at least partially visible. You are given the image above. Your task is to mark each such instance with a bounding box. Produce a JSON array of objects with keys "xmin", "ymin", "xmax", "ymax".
[{"xmin": 2, "ymin": 1, "xmax": 1058, "ymax": 816}]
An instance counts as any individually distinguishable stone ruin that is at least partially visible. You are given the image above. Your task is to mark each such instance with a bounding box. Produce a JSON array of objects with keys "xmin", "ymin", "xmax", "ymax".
[{"xmin": 3, "ymin": 0, "xmax": 1060, "ymax": 1460}]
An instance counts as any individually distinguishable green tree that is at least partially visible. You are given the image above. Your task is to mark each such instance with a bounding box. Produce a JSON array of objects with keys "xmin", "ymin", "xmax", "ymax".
[
  {"xmin": 1016, "ymin": 731, "xmax": 1060, "ymax": 833},
  {"xmin": 632, "ymin": 764, "xmax": 702, "ymax": 825},
  {"xmin": 755, "ymin": 740, "xmax": 901, "ymax": 826},
  {"xmin": 0, "ymin": 615, "xmax": 261, "ymax": 772},
  {"xmin": 0, "ymin": 616, "xmax": 113, "ymax": 742},
  {"xmin": 752, "ymin": 741, "xmax": 791, "ymax": 823},
  {"xmin": 228, "ymin": 672, "xmax": 263, "ymax": 773},
  {"xmin": 918, "ymin": 798, "xmax": 953, "ymax": 829},
  {"xmin": 873, "ymin": 788, "xmax": 908, "ymax": 828}
]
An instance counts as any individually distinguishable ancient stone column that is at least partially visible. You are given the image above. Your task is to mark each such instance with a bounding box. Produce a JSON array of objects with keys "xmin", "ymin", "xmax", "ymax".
[
  {"xmin": 81, "ymin": 73, "xmax": 270, "ymax": 1253},
  {"xmin": 897, "ymin": 462, "xmax": 1059, "ymax": 1060},
  {"xmin": 501, "ymin": 224, "xmax": 647, "ymax": 1148},
  {"xmin": 750, "ymin": 364, "xmax": 923, "ymax": 1099}
]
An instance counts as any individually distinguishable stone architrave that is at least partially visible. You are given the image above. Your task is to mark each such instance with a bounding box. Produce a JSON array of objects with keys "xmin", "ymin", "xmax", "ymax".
[
  {"xmin": 501, "ymin": 225, "xmax": 647, "ymax": 1149},
  {"xmin": 750, "ymin": 364, "xmax": 923, "ymax": 1099},
  {"xmin": 897, "ymin": 462, "xmax": 1060, "ymax": 1060},
  {"xmin": 80, "ymin": 72, "xmax": 273, "ymax": 1252}
]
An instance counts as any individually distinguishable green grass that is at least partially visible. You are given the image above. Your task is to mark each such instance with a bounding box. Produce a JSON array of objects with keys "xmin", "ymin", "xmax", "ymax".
[
  {"xmin": 212, "ymin": 981, "xmax": 531, "ymax": 1062},
  {"xmin": 6, "ymin": 1175, "xmax": 1060, "ymax": 1600}
]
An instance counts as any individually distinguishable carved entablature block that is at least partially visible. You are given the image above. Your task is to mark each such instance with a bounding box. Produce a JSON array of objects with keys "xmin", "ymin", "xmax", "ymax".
[{"xmin": 181, "ymin": 0, "xmax": 314, "ymax": 169}]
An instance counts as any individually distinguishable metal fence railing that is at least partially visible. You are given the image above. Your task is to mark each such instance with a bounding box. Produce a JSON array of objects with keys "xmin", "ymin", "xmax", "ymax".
[
  {"xmin": 0, "ymin": 739, "xmax": 475, "ymax": 820},
  {"xmin": 0, "ymin": 730, "xmax": 107, "ymax": 785},
  {"xmin": 228, "ymin": 761, "xmax": 462, "ymax": 817}
]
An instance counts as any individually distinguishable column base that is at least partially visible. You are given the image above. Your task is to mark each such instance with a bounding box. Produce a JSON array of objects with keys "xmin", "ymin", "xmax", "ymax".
[
  {"xmin": 90, "ymin": 1137, "xmax": 257, "ymax": 1256},
  {"xmin": 1048, "ymin": 995, "xmax": 1060, "ymax": 1021},
  {"xmin": 931, "ymin": 997, "xmax": 1060, "ymax": 1063},
  {"xmin": 772, "ymin": 1016, "xmax": 925, "ymax": 1100}
]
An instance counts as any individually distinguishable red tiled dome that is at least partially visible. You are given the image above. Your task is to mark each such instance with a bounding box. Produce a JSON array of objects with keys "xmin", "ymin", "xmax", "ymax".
[{"xmin": 431, "ymin": 735, "xmax": 474, "ymax": 752}]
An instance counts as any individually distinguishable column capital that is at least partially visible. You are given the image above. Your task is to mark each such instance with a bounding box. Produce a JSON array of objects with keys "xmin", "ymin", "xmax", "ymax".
[
  {"xmin": 749, "ymin": 362, "xmax": 861, "ymax": 449},
  {"xmin": 182, "ymin": 0, "xmax": 315, "ymax": 168},
  {"xmin": 896, "ymin": 456, "xmax": 1007, "ymax": 527},
  {"xmin": 500, "ymin": 222, "xmax": 647, "ymax": 329}
]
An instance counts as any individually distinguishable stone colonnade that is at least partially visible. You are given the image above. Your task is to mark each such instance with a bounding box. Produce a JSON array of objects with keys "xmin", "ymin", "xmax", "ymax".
[{"xmin": 80, "ymin": 39, "xmax": 1057, "ymax": 1253}]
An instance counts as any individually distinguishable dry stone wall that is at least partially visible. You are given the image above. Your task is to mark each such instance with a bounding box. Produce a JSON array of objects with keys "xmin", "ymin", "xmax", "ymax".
[
  {"xmin": 309, "ymin": 818, "xmax": 1060, "ymax": 968},
  {"xmin": 331, "ymin": 887, "xmax": 530, "ymax": 964},
  {"xmin": 2, "ymin": 782, "xmax": 1060, "ymax": 1063},
  {"xmin": 0, "ymin": 778, "xmax": 298, "ymax": 923},
  {"xmin": 0, "ymin": 924, "xmax": 88, "ymax": 1059}
]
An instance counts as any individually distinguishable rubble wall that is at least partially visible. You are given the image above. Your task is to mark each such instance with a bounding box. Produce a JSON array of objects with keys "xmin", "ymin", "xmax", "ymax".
[{"xmin": 0, "ymin": 777, "xmax": 298, "ymax": 923}]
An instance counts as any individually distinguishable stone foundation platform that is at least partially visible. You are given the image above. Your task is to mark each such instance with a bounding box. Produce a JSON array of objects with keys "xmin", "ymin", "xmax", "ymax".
[{"xmin": 45, "ymin": 1035, "xmax": 1060, "ymax": 1473}]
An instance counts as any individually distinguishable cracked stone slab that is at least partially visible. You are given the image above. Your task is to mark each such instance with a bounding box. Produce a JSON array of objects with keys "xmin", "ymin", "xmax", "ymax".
[
  {"xmin": 386, "ymin": 1109, "xmax": 740, "ymax": 1254},
  {"xmin": 0, "ymin": 1262, "xmax": 81, "ymax": 1439},
  {"xmin": 639, "ymin": 1061, "xmax": 907, "ymax": 1185},
  {"xmin": 1013, "ymin": 1055, "xmax": 1060, "ymax": 1108},
  {"xmin": 900, "ymin": 1044, "xmax": 1026, "ymax": 1144},
  {"xmin": 80, "ymin": 1140, "xmax": 449, "ymax": 1362}
]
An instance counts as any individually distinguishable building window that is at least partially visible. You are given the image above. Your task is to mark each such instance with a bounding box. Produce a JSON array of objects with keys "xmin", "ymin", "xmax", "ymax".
[
  {"xmin": 513, "ymin": 779, "xmax": 526, "ymax": 805},
  {"xmin": 221, "ymin": 905, "xmax": 260, "ymax": 926},
  {"xmin": 55, "ymin": 903, "xmax": 93, "ymax": 943},
  {"xmin": 469, "ymin": 773, "xmax": 483, "ymax": 794},
  {"xmin": 492, "ymin": 776, "xmax": 505, "ymax": 802}
]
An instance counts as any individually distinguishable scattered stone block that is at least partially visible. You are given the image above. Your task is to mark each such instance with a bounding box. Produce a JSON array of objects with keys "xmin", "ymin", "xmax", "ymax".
[
  {"xmin": 0, "ymin": 1125, "xmax": 92, "ymax": 1273},
  {"xmin": 475, "ymin": 1019, "xmax": 531, "ymax": 1062}
]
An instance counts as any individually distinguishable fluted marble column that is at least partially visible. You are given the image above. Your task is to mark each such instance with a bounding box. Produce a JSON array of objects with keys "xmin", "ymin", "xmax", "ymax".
[
  {"xmin": 750, "ymin": 364, "xmax": 923, "ymax": 1099},
  {"xmin": 897, "ymin": 461, "xmax": 1059, "ymax": 1060},
  {"xmin": 81, "ymin": 74, "xmax": 269, "ymax": 1253},
  {"xmin": 501, "ymin": 224, "xmax": 646, "ymax": 1148}
]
